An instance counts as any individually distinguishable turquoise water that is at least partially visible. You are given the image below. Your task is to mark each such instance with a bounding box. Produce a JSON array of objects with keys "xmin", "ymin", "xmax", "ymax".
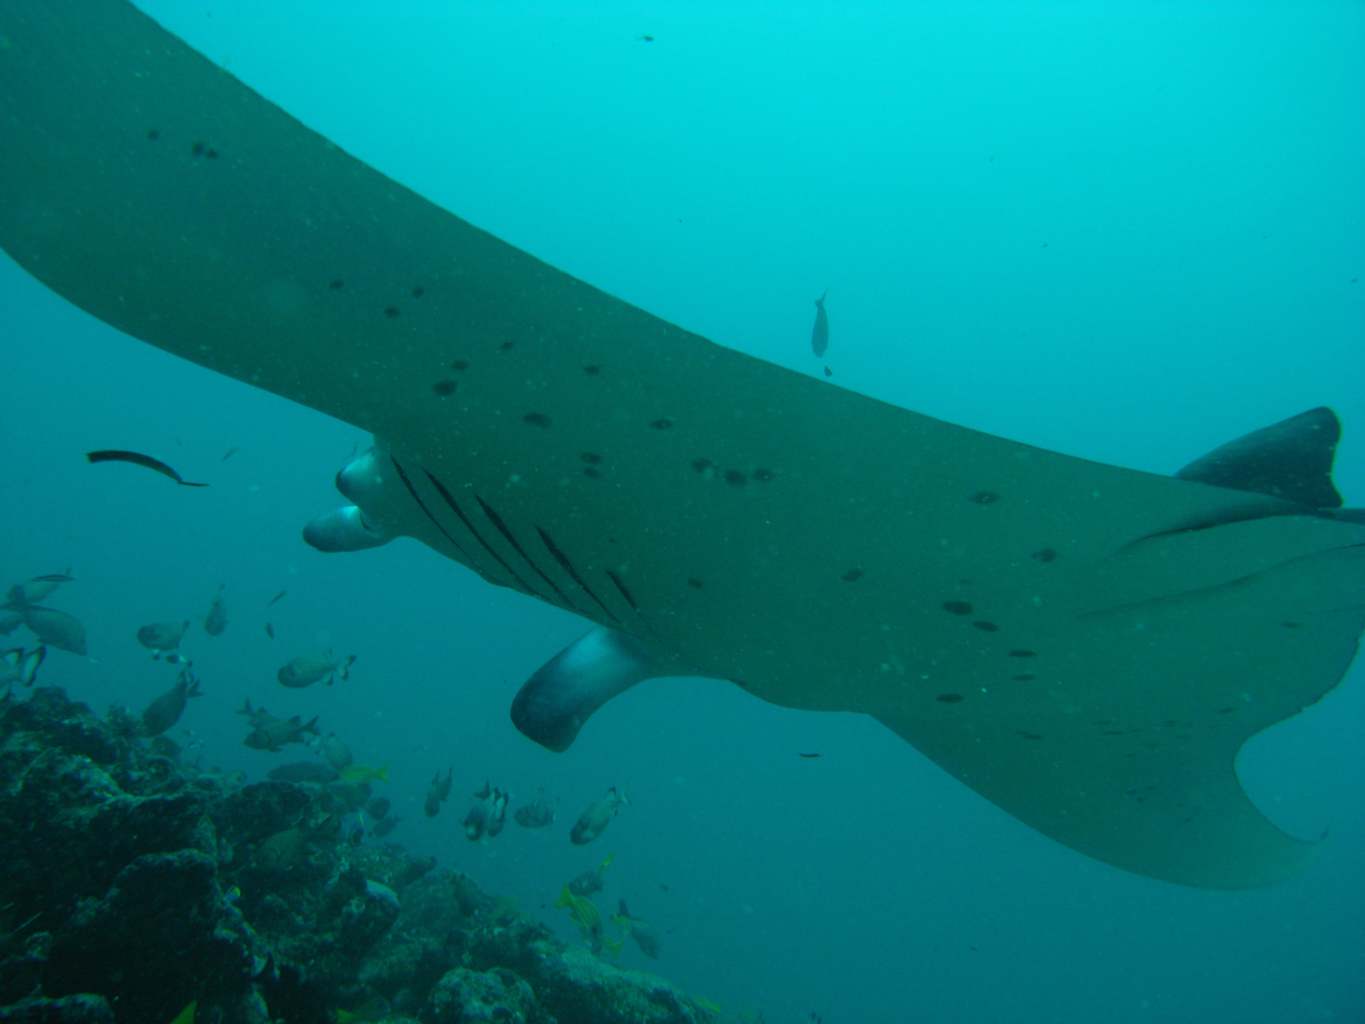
[{"xmin": 3, "ymin": 3, "xmax": 1363, "ymax": 1021}]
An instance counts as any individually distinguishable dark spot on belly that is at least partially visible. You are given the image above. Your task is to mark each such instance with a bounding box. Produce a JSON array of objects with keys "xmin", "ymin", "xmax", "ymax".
[
  {"xmin": 1008, "ymin": 649, "xmax": 1036, "ymax": 658},
  {"xmin": 650, "ymin": 418, "xmax": 674, "ymax": 430},
  {"xmin": 1012, "ymin": 674, "xmax": 1036, "ymax": 681},
  {"xmin": 411, "ymin": 285, "xmax": 426, "ymax": 298},
  {"xmin": 1031, "ymin": 547, "xmax": 1058, "ymax": 563},
  {"xmin": 450, "ymin": 359, "xmax": 468, "ymax": 371},
  {"xmin": 431, "ymin": 379, "xmax": 457, "ymax": 397},
  {"xmin": 328, "ymin": 279, "xmax": 344, "ymax": 290},
  {"xmin": 723, "ymin": 469, "xmax": 747, "ymax": 487},
  {"xmin": 191, "ymin": 141, "xmax": 205, "ymax": 156},
  {"xmin": 687, "ymin": 577, "xmax": 704, "ymax": 589},
  {"xmin": 146, "ymin": 128, "xmax": 160, "ymax": 141},
  {"xmin": 935, "ymin": 693, "xmax": 965, "ymax": 704},
  {"xmin": 942, "ymin": 600, "xmax": 973, "ymax": 616},
  {"xmin": 972, "ymin": 620, "xmax": 998, "ymax": 632},
  {"xmin": 969, "ymin": 491, "xmax": 999, "ymax": 505},
  {"xmin": 841, "ymin": 568, "xmax": 864, "ymax": 582},
  {"xmin": 499, "ymin": 340, "xmax": 516, "ymax": 351},
  {"xmin": 580, "ymin": 453, "xmax": 603, "ymax": 465},
  {"xmin": 1016, "ymin": 730, "xmax": 1043, "ymax": 741},
  {"xmin": 583, "ymin": 467, "xmax": 601, "ymax": 479},
  {"xmin": 583, "ymin": 365, "xmax": 601, "ymax": 375},
  {"xmin": 383, "ymin": 305, "xmax": 400, "ymax": 318},
  {"xmin": 522, "ymin": 412, "xmax": 551, "ymax": 428}
]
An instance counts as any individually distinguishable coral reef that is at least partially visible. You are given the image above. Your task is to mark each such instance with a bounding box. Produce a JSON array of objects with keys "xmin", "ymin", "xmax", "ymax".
[{"xmin": 0, "ymin": 688, "xmax": 734, "ymax": 1024}]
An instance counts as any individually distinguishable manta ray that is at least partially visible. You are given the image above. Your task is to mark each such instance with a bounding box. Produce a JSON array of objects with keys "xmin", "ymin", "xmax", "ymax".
[{"xmin": 3, "ymin": 2, "xmax": 1362, "ymax": 889}]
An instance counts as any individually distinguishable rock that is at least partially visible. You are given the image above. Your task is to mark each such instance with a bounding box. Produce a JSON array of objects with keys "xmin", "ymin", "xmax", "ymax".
[
  {"xmin": 45, "ymin": 850, "xmax": 258, "ymax": 1022},
  {"xmin": 429, "ymin": 966, "xmax": 546, "ymax": 1024},
  {"xmin": 526, "ymin": 944, "xmax": 719, "ymax": 1024},
  {"xmin": 0, "ymin": 992, "xmax": 115, "ymax": 1023}
]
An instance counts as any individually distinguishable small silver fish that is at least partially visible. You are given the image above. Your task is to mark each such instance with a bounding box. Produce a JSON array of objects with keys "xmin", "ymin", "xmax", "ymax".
[
  {"xmin": 137, "ymin": 619, "xmax": 189, "ymax": 655},
  {"xmin": 513, "ymin": 789, "xmax": 556, "ymax": 829},
  {"xmin": 278, "ymin": 652, "xmax": 356, "ymax": 688},
  {"xmin": 0, "ymin": 645, "xmax": 45, "ymax": 688},
  {"xmin": 810, "ymin": 289, "xmax": 829, "ymax": 358},
  {"xmin": 568, "ymin": 853, "xmax": 614, "ymax": 898},
  {"xmin": 140, "ymin": 668, "xmax": 202, "ymax": 736},
  {"xmin": 570, "ymin": 786, "xmax": 628, "ymax": 845},
  {"xmin": 238, "ymin": 699, "xmax": 320, "ymax": 751},
  {"xmin": 424, "ymin": 767, "xmax": 454, "ymax": 817},
  {"xmin": 317, "ymin": 732, "xmax": 354, "ymax": 771},
  {"xmin": 203, "ymin": 586, "xmax": 228, "ymax": 637},
  {"xmin": 23, "ymin": 607, "xmax": 88, "ymax": 655},
  {"xmin": 464, "ymin": 782, "xmax": 509, "ymax": 841}
]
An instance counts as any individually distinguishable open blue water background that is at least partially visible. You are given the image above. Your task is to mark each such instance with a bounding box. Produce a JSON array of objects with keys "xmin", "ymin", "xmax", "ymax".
[{"xmin": 2, "ymin": 3, "xmax": 1362, "ymax": 1021}]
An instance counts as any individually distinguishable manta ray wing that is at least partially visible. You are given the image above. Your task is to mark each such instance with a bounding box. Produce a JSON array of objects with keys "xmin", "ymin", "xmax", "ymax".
[{"xmin": 2, "ymin": 1, "xmax": 1362, "ymax": 888}]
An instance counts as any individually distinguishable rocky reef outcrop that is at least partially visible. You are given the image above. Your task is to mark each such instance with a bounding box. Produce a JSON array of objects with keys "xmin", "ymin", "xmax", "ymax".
[{"xmin": 0, "ymin": 688, "xmax": 737, "ymax": 1024}]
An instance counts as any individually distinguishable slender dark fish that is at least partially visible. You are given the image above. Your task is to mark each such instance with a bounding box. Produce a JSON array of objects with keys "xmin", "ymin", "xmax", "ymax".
[
  {"xmin": 31, "ymin": 572, "xmax": 75, "ymax": 583},
  {"xmin": 221, "ymin": 447, "xmax": 239, "ymax": 461},
  {"xmin": 797, "ymin": 752, "xmax": 822, "ymax": 759},
  {"xmin": 267, "ymin": 590, "xmax": 288, "ymax": 607},
  {"xmin": 810, "ymin": 290, "xmax": 829, "ymax": 358},
  {"xmin": 86, "ymin": 450, "xmax": 208, "ymax": 487},
  {"xmin": 264, "ymin": 623, "xmax": 276, "ymax": 639}
]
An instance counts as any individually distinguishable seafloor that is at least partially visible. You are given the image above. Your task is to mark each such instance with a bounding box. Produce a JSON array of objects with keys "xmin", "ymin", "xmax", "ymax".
[{"xmin": 0, "ymin": 687, "xmax": 743, "ymax": 1024}]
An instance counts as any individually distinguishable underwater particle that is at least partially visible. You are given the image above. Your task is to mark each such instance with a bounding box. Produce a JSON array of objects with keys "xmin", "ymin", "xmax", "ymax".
[
  {"xmin": 146, "ymin": 128, "xmax": 160, "ymax": 141},
  {"xmin": 1281, "ymin": 621, "xmax": 1302, "ymax": 629},
  {"xmin": 935, "ymin": 693, "xmax": 965, "ymax": 704},
  {"xmin": 942, "ymin": 600, "xmax": 973, "ymax": 616},
  {"xmin": 205, "ymin": 147, "xmax": 219, "ymax": 159},
  {"xmin": 1008, "ymin": 649, "xmax": 1036, "ymax": 658},
  {"xmin": 1012, "ymin": 673, "xmax": 1037, "ymax": 681},
  {"xmin": 972, "ymin": 620, "xmax": 999, "ymax": 632},
  {"xmin": 723, "ymin": 469, "xmax": 747, "ymax": 487},
  {"xmin": 687, "ymin": 577, "xmax": 704, "ymax": 589},
  {"xmin": 691, "ymin": 457, "xmax": 714, "ymax": 474},
  {"xmin": 583, "ymin": 364, "xmax": 601, "ymax": 375},
  {"xmin": 841, "ymin": 568, "xmax": 864, "ymax": 582},
  {"xmin": 639, "ymin": 34, "xmax": 655, "ymax": 42},
  {"xmin": 580, "ymin": 452, "xmax": 603, "ymax": 464},
  {"xmin": 583, "ymin": 466, "xmax": 602, "ymax": 479},
  {"xmin": 450, "ymin": 359, "xmax": 469, "ymax": 372},
  {"xmin": 649, "ymin": 418, "xmax": 674, "ymax": 430},
  {"xmin": 328, "ymin": 278, "xmax": 344, "ymax": 290},
  {"xmin": 1217, "ymin": 706, "xmax": 1237, "ymax": 715},
  {"xmin": 1031, "ymin": 547, "xmax": 1058, "ymax": 563},
  {"xmin": 752, "ymin": 467, "xmax": 776, "ymax": 482},
  {"xmin": 522, "ymin": 412, "xmax": 552, "ymax": 428},
  {"xmin": 412, "ymin": 285, "xmax": 426, "ymax": 298},
  {"xmin": 431, "ymin": 379, "xmax": 457, "ymax": 397},
  {"xmin": 499, "ymin": 340, "xmax": 516, "ymax": 351},
  {"xmin": 1017, "ymin": 730, "xmax": 1044, "ymax": 741},
  {"xmin": 383, "ymin": 305, "xmax": 400, "ymax": 318},
  {"xmin": 191, "ymin": 140, "xmax": 205, "ymax": 156},
  {"xmin": 968, "ymin": 490, "xmax": 1000, "ymax": 505}
]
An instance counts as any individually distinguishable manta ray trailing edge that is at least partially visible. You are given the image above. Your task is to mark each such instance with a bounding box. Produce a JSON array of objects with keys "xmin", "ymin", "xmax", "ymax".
[{"xmin": 2, "ymin": 1, "xmax": 1363, "ymax": 888}]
